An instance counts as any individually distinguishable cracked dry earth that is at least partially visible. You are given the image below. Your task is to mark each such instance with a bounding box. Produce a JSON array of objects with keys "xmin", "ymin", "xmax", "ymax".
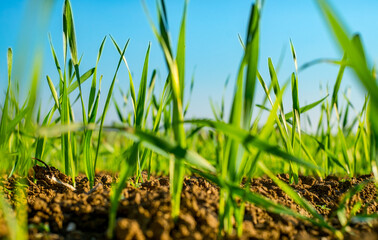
[{"xmin": 0, "ymin": 165, "xmax": 377, "ymax": 240}]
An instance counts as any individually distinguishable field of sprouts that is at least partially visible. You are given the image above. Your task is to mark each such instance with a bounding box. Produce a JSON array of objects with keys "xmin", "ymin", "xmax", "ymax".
[{"xmin": 1, "ymin": 0, "xmax": 378, "ymax": 239}]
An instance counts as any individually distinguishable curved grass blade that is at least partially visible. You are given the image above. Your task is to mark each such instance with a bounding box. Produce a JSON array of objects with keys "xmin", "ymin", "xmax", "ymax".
[
  {"xmin": 331, "ymin": 54, "xmax": 347, "ymax": 108},
  {"xmin": 66, "ymin": 68, "xmax": 95, "ymax": 94},
  {"xmin": 285, "ymin": 95, "xmax": 329, "ymax": 119},
  {"xmin": 89, "ymin": 36, "xmax": 106, "ymax": 113},
  {"xmin": 48, "ymin": 35, "xmax": 64, "ymax": 84},
  {"xmin": 107, "ymin": 126, "xmax": 216, "ymax": 173},
  {"xmin": 259, "ymin": 162, "xmax": 336, "ymax": 232},
  {"xmin": 93, "ymin": 41, "xmax": 128, "ymax": 175},
  {"xmin": 46, "ymin": 75, "xmax": 60, "ymax": 111},
  {"xmin": 188, "ymin": 119, "xmax": 320, "ymax": 170},
  {"xmin": 135, "ymin": 43, "xmax": 151, "ymax": 127},
  {"xmin": 109, "ymin": 36, "xmax": 137, "ymax": 118}
]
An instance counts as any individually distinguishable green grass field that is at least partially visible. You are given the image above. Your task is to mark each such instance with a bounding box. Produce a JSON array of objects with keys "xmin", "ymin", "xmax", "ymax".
[{"xmin": 1, "ymin": 0, "xmax": 377, "ymax": 239}]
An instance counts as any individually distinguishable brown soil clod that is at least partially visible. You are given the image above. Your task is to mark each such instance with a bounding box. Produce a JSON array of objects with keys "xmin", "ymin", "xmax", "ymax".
[{"xmin": 0, "ymin": 167, "xmax": 377, "ymax": 240}]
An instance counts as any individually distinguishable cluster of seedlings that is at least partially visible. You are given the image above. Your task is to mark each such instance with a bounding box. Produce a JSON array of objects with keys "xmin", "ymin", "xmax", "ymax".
[{"xmin": 0, "ymin": 0, "xmax": 377, "ymax": 239}]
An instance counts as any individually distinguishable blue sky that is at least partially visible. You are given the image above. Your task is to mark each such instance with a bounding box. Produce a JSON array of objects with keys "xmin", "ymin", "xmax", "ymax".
[{"xmin": 1, "ymin": 0, "xmax": 377, "ymax": 125}]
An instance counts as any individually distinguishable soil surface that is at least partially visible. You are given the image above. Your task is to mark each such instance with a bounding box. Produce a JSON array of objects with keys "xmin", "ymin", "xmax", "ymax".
[{"xmin": 0, "ymin": 165, "xmax": 377, "ymax": 240}]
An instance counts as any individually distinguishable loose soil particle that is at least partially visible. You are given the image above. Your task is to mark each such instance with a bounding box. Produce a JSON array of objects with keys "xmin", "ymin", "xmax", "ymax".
[{"xmin": 0, "ymin": 166, "xmax": 377, "ymax": 240}]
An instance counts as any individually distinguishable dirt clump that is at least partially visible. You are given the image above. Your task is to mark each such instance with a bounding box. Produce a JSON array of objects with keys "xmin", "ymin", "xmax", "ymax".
[{"xmin": 0, "ymin": 165, "xmax": 377, "ymax": 239}]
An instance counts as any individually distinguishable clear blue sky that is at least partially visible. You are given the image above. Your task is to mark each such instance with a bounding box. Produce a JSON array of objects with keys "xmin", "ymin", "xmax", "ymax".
[{"xmin": 1, "ymin": 0, "xmax": 377, "ymax": 125}]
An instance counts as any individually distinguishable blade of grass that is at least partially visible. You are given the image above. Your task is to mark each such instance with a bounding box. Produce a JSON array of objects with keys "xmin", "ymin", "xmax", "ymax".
[
  {"xmin": 331, "ymin": 54, "xmax": 347, "ymax": 109},
  {"xmin": 89, "ymin": 36, "xmax": 106, "ymax": 113},
  {"xmin": 188, "ymin": 119, "xmax": 320, "ymax": 171},
  {"xmin": 93, "ymin": 40, "xmax": 129, "ymax": 178}
]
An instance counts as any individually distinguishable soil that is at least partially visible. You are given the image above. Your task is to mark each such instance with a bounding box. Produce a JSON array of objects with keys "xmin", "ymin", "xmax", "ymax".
[{"xmin": 0, "ymin": 165, "xmax": 377, "ymax": 240}]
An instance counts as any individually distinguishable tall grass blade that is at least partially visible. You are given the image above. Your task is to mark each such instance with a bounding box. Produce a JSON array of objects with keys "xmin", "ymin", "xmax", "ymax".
[
  {"xmin": 143, "ymin": 0, "xmax": 188, "ymax": 221},
  {"xmin": 243, "ymin": 3, "xmax": 260, "ymax": 129},
  {"xmin": 136, "ymin": 43, "xmax": 151, "ymax": 127},
  {"xmin": 89, "ymin": 36, "xmax": 106, "ymax": 113},
  {"xmin": 176, "ymin": 2, "xmax": 187, "ymax": 102},
  {"xmin": 93, "ymin": 41, "xmax": 129, "ymax": 177},
  {"xmin": 331, "ymin": 54, "xmax": 347, "ymax": 108}
]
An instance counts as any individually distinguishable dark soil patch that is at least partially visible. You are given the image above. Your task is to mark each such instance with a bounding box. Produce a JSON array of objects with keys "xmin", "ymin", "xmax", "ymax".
[{"xmin": 0, "ymin": 166, "xmax": 377, "ymax": 240}]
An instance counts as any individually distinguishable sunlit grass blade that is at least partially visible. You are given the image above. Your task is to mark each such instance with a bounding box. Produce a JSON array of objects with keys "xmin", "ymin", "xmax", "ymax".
[
  {"xmin": 331, "ymin": 54, "xmax": 347, "ymax": 108},
  {"xmin": 61, "ymin": 78, "xmax": 75, "ymax": 182},
  {"xmin": 259, "ymin": 81, "xmax": 287, "ymax": 140},
  {"xmin": 143, "ymin": 0, "xmax": 188, "ymax": 221},
  {"xmin": 336, "ymin": 119, "xmax": 352, "ymax": 175},
  {"xmin": 135, "ymin": 43, "xmax": 151, "ymax": 127},
  {"xmin": 63, "ymin": 0, "xmax": 78, "ymax": 64},
  {"xmin": 0, "ymin": 48, "xmax": 13, "ymax": 147},
  {"xmin": 290, "ymin": 72, "xmax": 300, "ymax": 182},
  {"xmin": 84, "ymin": 75, "xmax": 102, "ymax": 188},
  {"xmin": 289, "ymin": 39, "xmax": 298, "ymax": 73},
  {"xmin": 64, "ymin": 0, "xmax": 87, "ymax": 126},
  {"xmin": 243, "ymin": 2, "xmax": 260, "ymax": 129},
  {"xmin": 285, "ymin": 95, "xmax": 328, "ymax": 119},
  {"xmin": 93, "ymin": 40, "xmax": 128, "ymax": 178},
  {"xmin": 290, "ymin": 73, "xmax": 299, "ymax": 142},
  {"xmin": 46, "ymin": 76, "xmax": 60, "ymax": 111},
  {"xmin": 298, "ymin": 57, "xmax": 343, "ymax": 72},
  {"xmin": 176, "ymin": 1, "xmax": 187, "ymax": 102},
  {"xmin": 268, "ymin": 58, "xmax": 282, "ymax": 107},
  {"xmin": 48, "ymin": 35, "xmax": 64, "ymax": 83},
  {"xmin": 152, "ymin": 79, "xmax": 171, "ymax": 132},
  {"xmin": 89, "ymin": 36, "xmax": 106, "ymax": 113},
  {"xmin": 109, "ymin": 36, "xmax": 137, "ymax": 117},
  {"xmin": 145, "ymin": 69, "xmax": 157, "ymax": 115},
  {"xmin": 267, "ymin": 58, "xmax": 290, "ymax": 137},
  {"xmin": 66, "ymin": 68, "xmax": 95, "ymax": 94},
  {"xmin": 89, "ymin": 76, "xmax": 102, "ymax": 124}
]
